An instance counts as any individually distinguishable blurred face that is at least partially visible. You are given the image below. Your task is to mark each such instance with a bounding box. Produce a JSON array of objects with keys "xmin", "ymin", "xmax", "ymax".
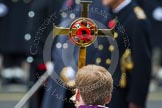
[
  {"xmin": 102, "ymin": 0, "xmax": 123, "ymax": 9},
  {"xmin": 102, "ymin": 0, "xmax": 116, "ymax": 6}
]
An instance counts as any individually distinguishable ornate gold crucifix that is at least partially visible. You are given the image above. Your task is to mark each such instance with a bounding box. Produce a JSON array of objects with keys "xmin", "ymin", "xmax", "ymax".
[{"xmin": 53, "ymin": 1, "xmax": 115, "ymax": 69}]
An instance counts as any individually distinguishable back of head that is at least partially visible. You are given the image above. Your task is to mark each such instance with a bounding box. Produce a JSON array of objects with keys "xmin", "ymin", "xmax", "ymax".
[{"xmin": 75, "ymin": 65, "xmax": 113, "ymax": 105}]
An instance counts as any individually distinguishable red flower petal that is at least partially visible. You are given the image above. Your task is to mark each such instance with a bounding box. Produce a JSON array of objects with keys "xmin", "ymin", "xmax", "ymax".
[
  {"xmin": 66, "ymin": 0, "xmax": 73, "ymax": 7},
  {"xmin": 108, "ymin": 19, "xmax": 117, "ymax": 29},
  {"xmin": 37, "ymin": 64, "xmax": 47, "ymax": 71}
]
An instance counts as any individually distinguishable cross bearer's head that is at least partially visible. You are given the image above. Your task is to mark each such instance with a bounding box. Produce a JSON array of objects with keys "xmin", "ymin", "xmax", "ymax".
[{"xmin": 74, "ymin": 65, "xmax": 113, "ymax": 107}]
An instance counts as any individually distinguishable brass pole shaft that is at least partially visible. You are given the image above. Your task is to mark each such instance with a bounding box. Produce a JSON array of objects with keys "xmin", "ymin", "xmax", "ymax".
[{"xmin": 78, "ymin": 47, "xmax": 87, "ymax": 69}]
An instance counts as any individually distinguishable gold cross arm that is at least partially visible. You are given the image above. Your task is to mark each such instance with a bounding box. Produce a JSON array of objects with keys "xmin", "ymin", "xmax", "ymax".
[{"xmin": 53, "ymin": 24, "xmax": 114, "ymax": 38}]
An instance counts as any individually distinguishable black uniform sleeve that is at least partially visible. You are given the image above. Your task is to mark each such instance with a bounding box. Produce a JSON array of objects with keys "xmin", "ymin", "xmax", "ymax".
[{"xmin": 127, "ymin": 20, "xmax": 152, "ymax": 106}]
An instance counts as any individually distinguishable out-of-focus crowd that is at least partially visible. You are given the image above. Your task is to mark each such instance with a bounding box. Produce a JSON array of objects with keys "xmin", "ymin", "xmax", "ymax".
[{"xmin": 0, "ymin": 0, "xmax": 162, "ymax": 108}]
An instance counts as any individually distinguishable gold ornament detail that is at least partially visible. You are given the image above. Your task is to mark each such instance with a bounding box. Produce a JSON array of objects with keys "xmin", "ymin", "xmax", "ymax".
[
  {"xmin": 114, "ymin": 32, "xmax": 118, "ymax": 39},
  {"xmin": 98, "ymin": 44, "xmax": 104, "ymax": 50},
  {"xmin": 106, "ymin": 58, "xmax": 111, "ymax": 65},
  {"xmin": 109, "ymin": 45, "xmax": 115, "ymax": 52},
  {"xmin": 119, "ymin": 73, "xmax": 126, "ymax": 88},
  {"xmin": 120, "ymin": 49, "xmax": 134, "ymax": 88},
  {"xmin": 96, "ymin": 57, "xmax": 102, "ymax": 64},
  {"xmin": 134, "ymin": 6, "xmax": 146, "ymax": 20}
]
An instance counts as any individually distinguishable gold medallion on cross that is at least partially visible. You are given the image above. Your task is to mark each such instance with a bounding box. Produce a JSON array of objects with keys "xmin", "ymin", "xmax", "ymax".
[{"xmin": 53, "ymin": 1, "xmax": 116, "ymax": 69}]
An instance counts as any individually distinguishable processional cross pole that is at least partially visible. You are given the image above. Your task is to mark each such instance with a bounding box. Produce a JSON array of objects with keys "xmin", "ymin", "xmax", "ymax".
[{"xmin": 53, "ymin": 0, "xmax": 116, "ymax": 69}]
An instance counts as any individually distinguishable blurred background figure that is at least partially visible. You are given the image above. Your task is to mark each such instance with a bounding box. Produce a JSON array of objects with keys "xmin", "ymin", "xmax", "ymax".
[
  {"xmin": 135, "ymin": 0, "xmax": 162, "ymax": 86},
  {"xmin": 0, "ymin": 0, "xmax": 64, "ymax": 107},
  {"xmin": 0, "ymin": 0, "xmax": 30, "ymax": 84},
  {"xmin": 134, "ymin": 0, "xmax": 162, "ymax": 107},
  {"xmin": 102, "ymin": 0, "xmax": 152, "ymax": 108},
  {"xmin": 0, "ymin": 0, "xmax": 31, "ymax": 107},
  {"xmin": 25, "ymin": 0, "xmax": 64, "ymax": 108}
]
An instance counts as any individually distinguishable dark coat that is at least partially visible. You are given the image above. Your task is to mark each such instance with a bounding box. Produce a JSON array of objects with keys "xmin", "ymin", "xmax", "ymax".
[
  {"xmin": 26, "ymin": 0, "xmax": 65, "ymax": 108},
  {"xmin": 108, "ymin": 1, "xmax": 152, "ymax": 108},
  {"xmin": 0, "ymin": 0, "xmax": 31, "ymax": 54},
  {"xmin": 26, "ymin": 0, "xmax": 64, "ymax": 64}
]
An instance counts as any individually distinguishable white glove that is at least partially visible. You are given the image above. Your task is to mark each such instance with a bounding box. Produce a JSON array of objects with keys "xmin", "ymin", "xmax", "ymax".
[
  {"xmin": 153, "ymin": 7, "xmax": 162, "ymax": 21},
  {"xmin": 0, "ymin": 3, "xmax": 8, "ymax": 17}
]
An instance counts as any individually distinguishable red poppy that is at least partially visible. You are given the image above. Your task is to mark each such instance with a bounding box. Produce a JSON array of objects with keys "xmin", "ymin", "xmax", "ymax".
[
  {"xmin": 76, "ymin": 28, "xmax": 93, "ymax": 43},
  {"xmin": 108, "ymin": 18, "xmax": 117, "ymax": 29},
  {"xmin": 66, "ymin": 0, "xmax": 73, "ymax": 7},
  {"xmin": 37, "ymin": 63, "xmax": 47, "ymax": 71}
]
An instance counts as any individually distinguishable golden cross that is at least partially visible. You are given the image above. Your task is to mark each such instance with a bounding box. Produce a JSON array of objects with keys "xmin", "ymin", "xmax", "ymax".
[{"xmin": 53, "ymin": 1, "xmax": 115, "ymax": 69}]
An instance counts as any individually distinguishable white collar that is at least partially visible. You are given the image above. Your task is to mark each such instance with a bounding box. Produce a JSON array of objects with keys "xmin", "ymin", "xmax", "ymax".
[
  {"xmin": 79, "ymin": 105, "xmax": 108, "ymax": 108},
  {"xmin": 113, "ymin": 0, "xmax": 131, "ymax": 13}
]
